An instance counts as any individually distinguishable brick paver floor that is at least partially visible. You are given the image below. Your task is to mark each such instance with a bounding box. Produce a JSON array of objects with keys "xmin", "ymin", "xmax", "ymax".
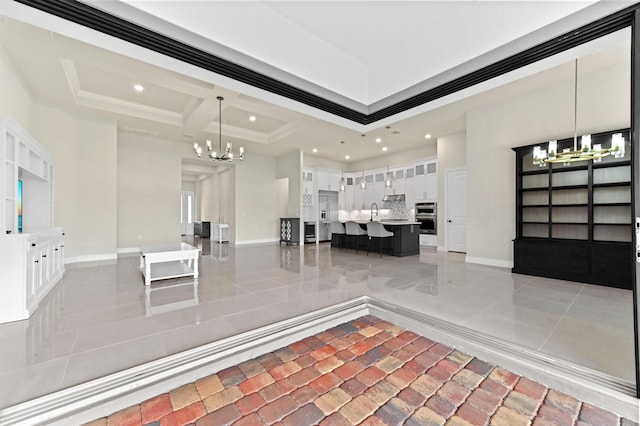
[{"xmin": 84, "ymin": 316, "xmax": 638, "ymax": 426}]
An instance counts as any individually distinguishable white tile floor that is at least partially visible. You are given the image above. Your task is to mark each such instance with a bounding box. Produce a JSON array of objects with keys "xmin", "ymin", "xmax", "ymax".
[{"xmin": 0, "ymin": 240, "xmax": 635, "ymax": 409}]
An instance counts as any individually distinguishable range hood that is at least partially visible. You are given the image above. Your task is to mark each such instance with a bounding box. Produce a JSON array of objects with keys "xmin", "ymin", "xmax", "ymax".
[{"xmin": 382, "ymin": 194, "xmax": 405, "ymax": 202}]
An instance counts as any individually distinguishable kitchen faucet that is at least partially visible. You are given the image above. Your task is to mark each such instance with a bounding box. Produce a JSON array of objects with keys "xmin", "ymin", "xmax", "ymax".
[{"xmin": 370, "ymin": 202, "xmax": 378, "ymax": 221}]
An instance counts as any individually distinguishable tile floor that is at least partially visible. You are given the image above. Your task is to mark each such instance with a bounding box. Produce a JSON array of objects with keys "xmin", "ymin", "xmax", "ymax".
[
  {"xmin": 84, "ymin": 315, "xmax": 637, "ymax": 426},
  {"xmin": 0, "ymin": 239, "xmax": 635, "ymax": 410}
]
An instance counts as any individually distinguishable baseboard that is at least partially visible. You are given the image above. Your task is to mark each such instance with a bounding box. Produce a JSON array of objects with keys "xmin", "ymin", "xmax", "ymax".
[
  {"xmin": 116, "ymin": 247, "xmax": 140, "ymax": 254},
  {"xmin": 465, "ymin": 255, "xmax": 513, "ymax": 269},
  {"xmin": 1, "ymin": 297, "xmax": 637, "ymax": 425},
  {"xmin": 64, "ymin": 253, "xmax": 117, "ymax": 264},
  {"xmin": 233, "ymin": 238, "xmax": 279, "ymax": 246}
]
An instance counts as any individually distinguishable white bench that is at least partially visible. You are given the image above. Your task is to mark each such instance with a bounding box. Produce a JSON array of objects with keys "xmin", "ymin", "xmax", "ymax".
[{"xmin": 139, "ymin": 243, "xmax": 199, "ymax": 286}]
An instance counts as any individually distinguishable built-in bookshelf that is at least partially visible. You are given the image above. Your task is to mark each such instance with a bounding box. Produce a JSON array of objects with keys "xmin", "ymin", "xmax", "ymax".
[{"xmin": 512, "ymin": 129, "xmax": 632, "ymax": 289}]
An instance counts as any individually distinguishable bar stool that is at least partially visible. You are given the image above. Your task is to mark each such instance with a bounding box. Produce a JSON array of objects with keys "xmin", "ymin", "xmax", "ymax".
[
  {"xmin": 330, "ymin": 221, "xmax": 346, "ymax": 249},
  {"xmin": 366, "ymin": 222, "xmax": 394, "ymax": 257},
  {"xmin": 345, "ymin": 222, "xmax": 367, "ymax": 253}
]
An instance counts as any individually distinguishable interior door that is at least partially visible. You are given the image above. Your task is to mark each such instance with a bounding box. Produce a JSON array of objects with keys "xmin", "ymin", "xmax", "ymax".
[
  {"xmin": 181, "ymin": 191, "xmax": 195, "ymax": 236},
  {"xmin": 446, "ymin": 168, "xmax": 467, "ymax": 253}
]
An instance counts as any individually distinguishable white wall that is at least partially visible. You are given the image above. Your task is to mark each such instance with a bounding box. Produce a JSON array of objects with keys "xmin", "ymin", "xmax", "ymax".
[
  {"xmin": 234, "ymin": 154, "xmax": 278, "ymax": 243},
  {"xmin": 346, "ymin": 143, "xmax": 437, "ymax": 172},
  {"xmin": 0, "ymin": 47, "xmax": 31, "ymax": 130},
  {"xmin": 118, "ymin": 133, "xmax": 190, "ymax": 248},
  {"xmin": 303, "ymin": 156, "xmax": 346, "ymax": 171},
  {"xmin": 466, "ymin": 60, "xmax": 630, "ymax": 266},
  {"xmin": 34, "ymin": 106, "xmax": 118, "ymax": 260},
  {"xmin": 182, "ymin": 181, "xmax": 196, "ymax": 192},
  {"xmin": 276, "ymin": 150, "xmax": 302, "ymax": 217},
  {"xmin": 436, "ymin": 132, "xmax": 467, "ymax": 248}
]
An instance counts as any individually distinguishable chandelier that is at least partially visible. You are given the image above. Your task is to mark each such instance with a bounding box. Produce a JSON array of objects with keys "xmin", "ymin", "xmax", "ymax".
[
  {"xmin": 532, "ymin": 59, "xmax": 624, "ymax": 166},
  {"xmin": 193, "ymin": 96, "xmax": 245, "ymax": 162}
]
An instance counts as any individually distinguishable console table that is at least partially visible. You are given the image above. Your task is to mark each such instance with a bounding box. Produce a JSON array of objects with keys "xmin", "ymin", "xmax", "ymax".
[{"xmin": 139, "ymin": 243, "xmax": 199, "ymax": 286}]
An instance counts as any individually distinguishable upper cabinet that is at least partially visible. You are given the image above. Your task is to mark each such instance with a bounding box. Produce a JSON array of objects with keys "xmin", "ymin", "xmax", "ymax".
[
  {"xmin": 304, "ymin": 158, "xmax": 437, "ymax": 213},
  {"xmin": 1, "ymin": 118, "xmax": 55, "ymax": 235},
  {"xmin": 315, "ymin": 169, "xmax": 342, "ymax": 192}
]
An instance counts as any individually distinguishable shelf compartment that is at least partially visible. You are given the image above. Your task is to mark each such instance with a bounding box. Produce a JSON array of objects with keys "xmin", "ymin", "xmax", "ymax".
[
  {"xmin": 522, "ymin": 207, "xmax": 548, "ymax": 223},
  {"xmin": 593, "ymin": 186, "xmax": 630, "ymax": 204},
  {"xmin": 551, "ymin": 206, "xmax": 587, "ymax": 223},
  {"xmin": 522, "ymin": 223, "xmax": 548, "ymax": 238},
  {"xmin": 593, "ymin": 225, "xmax": 632, "ymax": 242},
  {"xmin": 593, "ymin": 165, "xmax": 630, "ymax": 185},
  {"xmin": 522, "ymin": 174, "xmax": 548, "ymax": 189},
  {"xmin": 551, "ymin": 188, "xmax": 588, "ymax": 205},
  {"xmin": 551, "ymin": 169, "xmax": 587, "ymax": 187},
  {"xmin": 551, "ymin": 224, "xmax": 588, "ymax": 240},
  {"xmin": 522, "ymin": 191, "xmax": 548, "ymax": 206},
  {"xmin": 593, "ymin": 205, "xmax": 631, "ymax": 224}
]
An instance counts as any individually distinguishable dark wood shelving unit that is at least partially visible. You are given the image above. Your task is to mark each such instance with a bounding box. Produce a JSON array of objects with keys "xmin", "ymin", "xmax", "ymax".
[{"xmin": 512, "ymin": 129, "xmax": 633, "ymax": 289}]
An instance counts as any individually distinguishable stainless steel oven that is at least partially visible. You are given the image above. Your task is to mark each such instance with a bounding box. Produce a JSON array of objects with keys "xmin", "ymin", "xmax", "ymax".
[{"xmin": 415, "ymin": 202, "xmax": 437, "ymax": 235}]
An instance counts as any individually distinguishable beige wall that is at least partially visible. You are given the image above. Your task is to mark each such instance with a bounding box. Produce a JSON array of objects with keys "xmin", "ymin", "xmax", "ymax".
[
  {"xmin": 466, "ymin": 60, "xmax": 630, "ymax": 265},
  {"xmin": 234, "ymin": 154, "xmax": 278, "ymax": 242},
  {"xmin": 117, "ymin": 133, "xmax": 189, "ymax": 248},
  {"xmin": 346, "ymin": 143, "xmax": 437, "ymax": 172},
  {"xmin": 182, "ymin": 181, "xmax": 196, "ymax": 193},
  {"xmin": 276, "ymin": 150, "xmax": 302, "ymax": 217},
  {"xmin": 436, "ymin": 132, "xmax": 467, "ymax": 248},
  {"xmin": 303, "ymin": 155, "xmax": 346, "ymax": 170},
  {"xmin": 0, "ymin": 47, "xmax": 31, "ymax": 129}
]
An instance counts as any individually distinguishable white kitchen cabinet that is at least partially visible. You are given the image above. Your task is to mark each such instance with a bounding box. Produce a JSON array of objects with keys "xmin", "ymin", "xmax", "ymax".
[
  {"xmin": 390, "ymin": 168, "xmax": 405, "ymax": 195},
  {"xmin": 0, "ymin": 231, "xmax": 65, "ymax": 324},
  {"xmin": 328, "ymin": 171, "xmax": 341, "ymax": 192}
]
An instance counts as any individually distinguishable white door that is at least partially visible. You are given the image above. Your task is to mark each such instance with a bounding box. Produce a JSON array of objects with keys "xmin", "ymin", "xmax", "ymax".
[
  {"xmin": 181, "ymin": 191, "xmax": 195, "ymax": 236},
  {"xmin": 446, "ymin": 168, "xmax": 467, "ymax": 253}
]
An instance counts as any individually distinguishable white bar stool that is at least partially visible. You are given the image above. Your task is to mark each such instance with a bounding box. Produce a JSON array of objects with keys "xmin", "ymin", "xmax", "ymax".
[
  {"xmin": 345, "ymin": 222, "xmax": 367, "ymax": 253},
  {"xmin": 366, "ymin": 222, "xmax": 394, "ymax": 257}
]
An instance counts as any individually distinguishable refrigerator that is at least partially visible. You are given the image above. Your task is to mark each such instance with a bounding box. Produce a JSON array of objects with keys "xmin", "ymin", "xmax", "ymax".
[{"xmin": 318, "ymin": 191, "xmax": 339, "ymax": 242}]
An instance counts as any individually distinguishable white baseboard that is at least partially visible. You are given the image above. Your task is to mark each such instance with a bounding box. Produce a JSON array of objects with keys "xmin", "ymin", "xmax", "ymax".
[
  {"xmin": 233, "ymin": 238, "xmax": 279, "ymax": 246},
  {"xmin": 116, "ymin": 247, "xmax": 140, "ymax": 254},
  {"xmin": 64, "ymin": 253, "xmax": 117, "ymax": 264},
  {"xmin": 465, "ymin": 256, "xmax": 513, "ymax": 269}
]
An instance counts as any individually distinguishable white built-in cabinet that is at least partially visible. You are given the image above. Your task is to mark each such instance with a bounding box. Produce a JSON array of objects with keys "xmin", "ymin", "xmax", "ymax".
[
  {"xmin": 304, "ymin": 159, "xmax": 436, "ymax": 216},
  {"xmin": 0, "ymin": 118, "xmax": 64, "ymax": 324}
]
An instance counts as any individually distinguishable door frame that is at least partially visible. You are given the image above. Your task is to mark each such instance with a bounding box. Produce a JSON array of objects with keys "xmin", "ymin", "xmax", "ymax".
[
  {"xmin": 181, "ymin": 190, "xmax": 195, "ymax": 236},
  {"xmin": 444, "ymin": 166, "xmax": 467, "ymax": 253}
]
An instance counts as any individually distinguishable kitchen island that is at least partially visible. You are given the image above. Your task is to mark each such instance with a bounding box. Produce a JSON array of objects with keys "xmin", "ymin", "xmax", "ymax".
[{"xmin": 335, "ymin": 220, "xmax": 420, "ymax": 257}]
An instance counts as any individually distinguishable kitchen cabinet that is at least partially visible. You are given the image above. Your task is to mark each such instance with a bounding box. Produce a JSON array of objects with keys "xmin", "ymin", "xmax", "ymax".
[
  {"xmin": 315, "ymin": 170, "xmax": 342, "ymax": 192},
  {"xmin": 512, "ymin": 129, "xmax": 632, "ymax": 289},
  {"xmin": 0, "ymin": 231, "xmax": 65, "ymax": 324}
]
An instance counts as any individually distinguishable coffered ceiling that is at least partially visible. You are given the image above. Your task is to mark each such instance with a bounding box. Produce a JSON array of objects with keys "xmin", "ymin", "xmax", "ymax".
[{"xmin": 0, "ymin": 1, "xmax": 633, "ymax": 171}]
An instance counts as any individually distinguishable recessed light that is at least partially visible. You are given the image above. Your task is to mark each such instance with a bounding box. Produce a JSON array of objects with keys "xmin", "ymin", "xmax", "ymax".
[
  {"xmin": 312, "ymin": 148, "xmax": 318, "ymax": 153},
  {"xmin": 345, "ymin": 155, "xmax": 350, "ymax": 160},
  {"xmin": 249, "ymin": 115, "xmax": 256, "ymax": 122},
  {"xmin": 134, "ymin": 84, "xmax": 144, "ymax": 92},
  {"xmin": 382, "ymin": 147, "xmax": 388, "ymax": 152},
  {"xmin": 375, "ymin": 137, "xmax": 382, "ymax": 143},
  {"xmin": 425, "ymin": 134, "xmax": 432, "ymax": 139}
]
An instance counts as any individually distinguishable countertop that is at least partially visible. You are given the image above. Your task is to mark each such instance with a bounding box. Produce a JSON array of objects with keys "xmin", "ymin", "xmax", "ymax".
[{"xmin": 341, "ymin": 220, "xmax": 420, "ymax": 225}]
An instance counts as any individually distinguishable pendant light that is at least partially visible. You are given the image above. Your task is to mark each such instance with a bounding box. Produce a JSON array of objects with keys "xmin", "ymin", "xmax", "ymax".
[
  {"xmin": 340, "ymin": 172, "xmax": 346, "ymax": 192},
  {"xmin": 193, "ymin": 96, "xmax": 245, "ymax": 162},
  {"xmin": 385, "ymin": 165, "xmax": 393, "ymax": 188},
  {"xmin": 360, "ymin": 171, "xmax": 366, "ymax": 190}
]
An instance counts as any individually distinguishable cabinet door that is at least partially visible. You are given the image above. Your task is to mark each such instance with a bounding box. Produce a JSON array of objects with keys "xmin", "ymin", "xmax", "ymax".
[
  {"xmin": 354, "ymin": 183, "xmax": 364, "ymax": 210},
  {"xmin": 328, "ymin": 172, "xmax": 341, "ymax": 192},
  {"xmin": 345, "ymin": 185, "xmax": 354, "ymax": 212},
  {"xmin": 25, "ymin": 252, "xmax": 37, "ymax": 307},
  {"xmin": 316, "ymin": 171, "xmax": 329, "ymax": 191}
]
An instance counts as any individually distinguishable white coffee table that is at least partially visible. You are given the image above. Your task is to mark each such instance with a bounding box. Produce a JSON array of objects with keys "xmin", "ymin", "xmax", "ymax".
[{"xmin": 139, "ymin": 243, "xmax": 199, "ymax": 286}]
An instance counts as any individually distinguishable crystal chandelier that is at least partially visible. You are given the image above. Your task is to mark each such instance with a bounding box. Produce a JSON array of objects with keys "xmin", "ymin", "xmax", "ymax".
[
  {"xmin": 193, "ymin": 96, "xmax": 245, "ymax": 162},
  {"xmin": 532, "ymin": 59, "xmax": 624, "ymax": 166}
]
